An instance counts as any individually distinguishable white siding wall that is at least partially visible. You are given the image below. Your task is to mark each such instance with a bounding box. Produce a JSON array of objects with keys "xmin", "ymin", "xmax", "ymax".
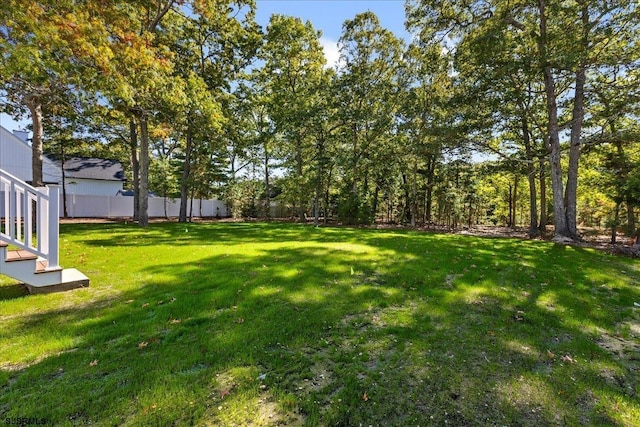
[
  {"xmin": 64, "ymin": 178, "xmax": 123, "ymax": 196},
  {"xmin": 0, "ymin": 127, "xmax": 32, "ymax": 181}
]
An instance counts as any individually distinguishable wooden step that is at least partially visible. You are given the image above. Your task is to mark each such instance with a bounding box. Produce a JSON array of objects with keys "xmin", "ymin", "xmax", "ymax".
[
  {"xmin": 35, "ymin": 259, "xmax": 61, "ymax": 273},
  {"xmin": 5, "ymin": 250, "xmax": 38, "ymax": 262},
  {"xmin": 0, "ymin": 240, "xmax": 8, "ymax": 248}
]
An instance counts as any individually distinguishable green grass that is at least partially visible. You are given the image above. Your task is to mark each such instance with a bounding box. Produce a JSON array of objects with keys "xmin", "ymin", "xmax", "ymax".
[{"xmin": 1, "ymin": 222, "xmax": 639, "ymax": 426}]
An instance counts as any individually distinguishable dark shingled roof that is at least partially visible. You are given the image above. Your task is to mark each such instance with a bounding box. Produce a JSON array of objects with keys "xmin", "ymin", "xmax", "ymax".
[{"xmin": 57, "ymin": 157, "xmax": 126, "ymax": 181}]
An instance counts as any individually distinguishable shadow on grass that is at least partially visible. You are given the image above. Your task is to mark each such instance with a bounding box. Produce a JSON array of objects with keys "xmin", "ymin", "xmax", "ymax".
[
  {"xmin": 0, "ymin": 282, "xmax": 29, "ymax": 300},
  {"xmin": 1, "ymin": 222, "xmax": 638, "ymax": 425}
]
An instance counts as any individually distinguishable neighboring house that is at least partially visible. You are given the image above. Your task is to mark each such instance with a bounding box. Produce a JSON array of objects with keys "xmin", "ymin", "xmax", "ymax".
[
  {"xmin": 53, "ymin": 157, "xmax": 126, "ymax": 196},
  {"xmin": 116, "ymin": 189, "xmax": 158, "ymax": 197},
  {"xmin": 0, "ymin": 125, "xmax": 125, "ymax": 196}
]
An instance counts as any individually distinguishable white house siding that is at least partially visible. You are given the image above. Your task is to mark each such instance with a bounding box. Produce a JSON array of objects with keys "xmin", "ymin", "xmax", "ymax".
[
  {"xmin": 0, "ymin": 126, "xmax": 32, "ymax": 181},
  {"xmin": 64, "ymin": 178, "xmax": 123, "ymax": 196}
]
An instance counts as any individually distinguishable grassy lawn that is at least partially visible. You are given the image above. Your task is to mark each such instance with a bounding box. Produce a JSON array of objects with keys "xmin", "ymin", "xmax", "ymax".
[{"xmin": 1, "ymin": 222, "xmax": 639, "ymax": 426}]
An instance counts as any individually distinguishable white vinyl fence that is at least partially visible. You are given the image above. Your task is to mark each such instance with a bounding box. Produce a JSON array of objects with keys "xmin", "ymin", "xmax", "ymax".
[{"xmin": 62, "ymin": 195, "xmax": 228, "ymax": 218}]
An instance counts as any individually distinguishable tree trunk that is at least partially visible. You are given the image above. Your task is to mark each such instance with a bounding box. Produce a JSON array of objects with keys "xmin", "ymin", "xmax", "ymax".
[
  {"xmin": 189, "ymin": 190, "xmax": 194, "ymax": 221},
  {"xmin": 508, "ymin": 184, "xmax": 513, "ymax": 227},
  {"xmin": 522, "ymin": 116, "xmax": 538, "ymax": 236},
  {"xmin": 467, "ymin": 191, "xmax": 473, "ymax": 228},
  {"xmin": 372, "ymin": 181, "xmax": 380, "ymax": 224},
  {"xmin": 626, "ymin": 199, "xmax": 635, "ymax": 237},
  {"xmin": 323, "ymin": 164, "xmax": 333, "ymax": 226},
  {"xmin": 402, "ymin": 173, "xmax": 411, "ymax": 225},
  {"xmin": 612, "ymin": 201, "xmax": 620, "ymax": 244},
  {"xmin": 25, "ymin": 99, "xmax": 44, "ymax": 187},
  {"xmin": 537, "ymin": 0, "xmax": 569, "ymax": 239},
  {"xmin": 313, "ymin": 137, "xmax": 326, "ymax": 227},
  {"xmin": 539, "ymin": 157, "xmax": 547, "ymax": 231},
  {"xmin": 130, "ymin": 117, "xmax": 140, "ymax": 222},
  {"xmin": 59, "ymin": 142, "xmax": 69, "ymax": 218},
  {"xmin": 564, "ymin": 3, "xmax": 590, "ymax": 241},
  {"xmin": 352, "ymin": 123, "xmax": 359, "ymax": 196},
  {"xmin": 295, "ymin": 136, "xmax": 305, "ymax": 221},
  {"xmin": 179, "ymin": 125, "xmax": 193, "ymax": 223},
  {"xmin": 410, "ymin": 162, "xmax": 417, "ymax": 227},
  {"xmin": 543, "ymin": 75, "xmax": 568, "ymax": 238},
  {"xmin": 164, "ymin": 196, "xmax": 168, "ymax": 219},
  {"xmin": 512, "ymin": 174, "xmax": 519, "ymax": 228},
  {"xmin": 264, "ymin": 141, "xmax": 271, "ymax": 220},
  {"xmin": 565, "ymin": 63, "xmax": 586, "ymax": 240},
  {"xmin": 138, "ymin": 114, "xmax": 150, "ymax": 227},
  {"xmin": 425, "ymin": 154, "xmax": 436, "ymax": 223}
]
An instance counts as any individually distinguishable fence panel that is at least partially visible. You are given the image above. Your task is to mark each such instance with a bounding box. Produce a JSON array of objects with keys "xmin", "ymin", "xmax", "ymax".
[{"xmin": 61, "ymin": 195, "xmax": 227, "ymax": 218}]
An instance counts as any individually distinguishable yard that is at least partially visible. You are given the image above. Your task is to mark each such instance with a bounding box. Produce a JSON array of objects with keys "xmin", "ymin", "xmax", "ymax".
[{"xmin": 1, "ymin": 222, "xmax": 639, "ymax": 426}]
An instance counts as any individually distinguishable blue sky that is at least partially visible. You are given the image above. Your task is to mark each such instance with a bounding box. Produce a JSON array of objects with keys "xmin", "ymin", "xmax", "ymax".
[
  {"xmin": 255, "ymin": 0, "xmax": 409, "ymax": 66},
  {"xmin": 1, "ymin": 0, "xmax": 409, "ymax": 133}
]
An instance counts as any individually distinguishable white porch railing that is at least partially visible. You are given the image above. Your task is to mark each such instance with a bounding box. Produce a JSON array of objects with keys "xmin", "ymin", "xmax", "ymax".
[{"xmin": 0, "ymin": 168, "xmax": 59, "ymax": 270}]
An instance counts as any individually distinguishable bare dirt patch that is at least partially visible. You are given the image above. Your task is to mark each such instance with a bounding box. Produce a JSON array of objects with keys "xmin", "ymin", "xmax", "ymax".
[{"xmin": 596, "ymin": 315, "xmax": 640, "ymax": 398}]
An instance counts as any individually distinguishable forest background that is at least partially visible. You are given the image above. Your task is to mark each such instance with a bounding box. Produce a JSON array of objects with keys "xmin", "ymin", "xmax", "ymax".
[{"xmin": 1, "ymin": 0, "xmax": 638, "ymax": 241}]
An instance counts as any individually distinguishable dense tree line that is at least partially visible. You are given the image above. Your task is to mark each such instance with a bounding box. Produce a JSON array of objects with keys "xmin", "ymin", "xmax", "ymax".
[{"xmin": 1, "ymin": 0, "xmax": 638, "ymax": 241}]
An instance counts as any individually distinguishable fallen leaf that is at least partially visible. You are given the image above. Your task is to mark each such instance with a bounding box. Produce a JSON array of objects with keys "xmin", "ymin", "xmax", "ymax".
[
  {"xmin": 236, "ymin": 318, "xmax": 245, "ymax": 324},
  {"xmin": 362, "ymin": 392, "xmax": 369, "ymax": 401},
  {"xmin": 125, "ymin": 300, "xmax": 134, "ymax": 304},
  {"xmin": 89, "ymin": 359, "xmax": 98, "ymax": 367},
  {"xmin": 221, "ymin": 383, "xmax": 237, "ymax": 399},
  {"xmin": 170, "ymin": 297, "xmax": 177, "ymax": 303},
  {"xmin": 138, "ymin": 341, "xmax": 148, "ymax": 349},
  {"xmin": 169, "ymin": 318, "xmax": 181, "ymax": 324},
  {"xmin": 561, "ymin": 354, "xmax": 576, "ymax": 364},
  {"xmin": 142, "ymin": 303, "xmax": 149, "ymax": 308},
  {"xmin": 546, "ymin": 350, "xmax": 555, "ymax": 359}
]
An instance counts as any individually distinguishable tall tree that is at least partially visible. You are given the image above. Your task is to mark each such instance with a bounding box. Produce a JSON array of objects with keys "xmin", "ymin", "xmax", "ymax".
[
  {"xmin": 0, "ymin": 0, "xmax": 113, "ymax": 186},
  {"xmin": 259, "ymin": 14, "xmax": 327, "ymax": 220},
  {"xmin": 159, "ymin": 6, "xmax": 260, "ymax": 222},
  {"xmin": 102, "ymin": 0, "xmax": 260, "ymax": 226},
  {"xmin": 406, "ymin": 0, "xmax": 639, "ymax": 240},
  {"xmin": 399, "ymin": 42, "xmax": 453, "ymax": 226},
  {"xmin": 336, "ymin": 11, "xmax": 405, "ymax": 224}
]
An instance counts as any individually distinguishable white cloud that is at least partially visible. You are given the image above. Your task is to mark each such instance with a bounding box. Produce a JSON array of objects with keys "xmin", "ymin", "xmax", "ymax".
[{"xmin": 320, "ymin": 37, "xmax": 340, "ymax": 69}]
